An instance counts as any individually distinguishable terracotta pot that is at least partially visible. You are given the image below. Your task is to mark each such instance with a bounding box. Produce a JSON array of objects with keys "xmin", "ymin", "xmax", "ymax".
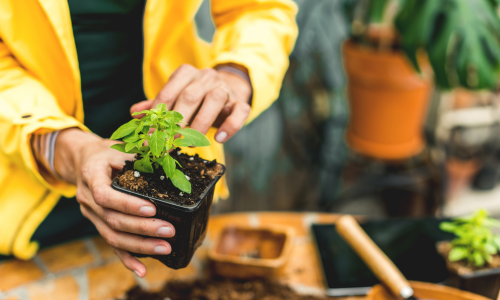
[
  {"xmin": 342, "ymin": 39, "xmax": 433, "ymax": 160},
  {"xmin": 208, "ymin": 225, "xmax": 294, "ymax": 279},
  {"xmin": 368, "ymin": 281, "xmax": 490, "ymax": 300}
]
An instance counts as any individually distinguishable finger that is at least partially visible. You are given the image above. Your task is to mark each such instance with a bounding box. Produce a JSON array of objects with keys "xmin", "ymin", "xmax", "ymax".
[
  {"xmin": 112, "ymin": 247, "xmax": 147, "ymax": 278},
  {"xmin": 188, "ymin": 86, "xmax": 229, "ymax": 135},
  {"xmin": 152, "ymin": 64, "xmax": 198, "ymax": 111},
  {"xmin": 172, "ymin": 68, "xmax": 220, "ymax": 126},
  {"xmin": 130, "ymin": 100, "xmax": 153, "ymax": 119},
  {"xmin": 81, "ymin": 161, "xmax": 156, "ymax": 217},
  {"xmin": 81, "ymin": 204, "xmax": 172, "ymax": 256},
  {"xmin": 98, "ymin": 208, "xmax": 175, "ymax": 238},
  {"xmin": 214, "ymin": 101, "xmax": 251, "ymax": 143}
]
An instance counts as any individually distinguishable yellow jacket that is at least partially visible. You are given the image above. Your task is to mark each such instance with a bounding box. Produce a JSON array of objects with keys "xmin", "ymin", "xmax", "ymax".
[{"xmin": 0, "ymin": 0, "xmax": 297, "ymax": 259}]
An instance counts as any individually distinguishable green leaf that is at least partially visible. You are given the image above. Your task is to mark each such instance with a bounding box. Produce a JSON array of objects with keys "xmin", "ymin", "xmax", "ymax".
[
  {"xmin": 171, "ymin": 169, "xmax": 191, "ymax": 193},
  {"xmin": 110, "ymin": 143, "xmax": 127, "ymax": 153},
  {"xmin": 178, "ymin": 128, "xmax": 210, "ymax": 147},
  {"xmin": 440, "ymin": 222, "xmax": 457, "ymax": 233},
  {"xmin": 151, "ymin": 114, "xmax": 158, "ymax": 121},
  {"xmin": 473, "ymin": 251, "xmax": 485, "ymax": 267},
  {"xmin": 493, "ymin": 235, "xmax": 500, "ymax": 249},
  {"xmin": 123, "ymin": 133, "xmax": 140, "ymax": 143},
  {"xmin": 150, "ymin": 130, "xmax": 167, "ymax": 157},
  {"xmin": 134, "ymin": 156, "xmax": 154, "ymax": 173},
  {"xmin": 110, "ymin": 119, "xmax": 140, "ymax": 140},
  {"xmin": 111, "ymin": 143, "xmax": 141, "ymax": 154},
  {"xmin": 173, "ymin": 138, "xmax": 193, "ymax": 147},
  {"xmin": 132, "ymin": 110, "xmax": 152, "ymax": 116},
  {"xmin": 395, "ymin": 0, "xmax": 500, "ymax": 90},
  {"xmin": 165, "ymin": 111, "xmax": 184, "ymax": 123},
  {"xmin": 449, "ymin": 247, "xmax": 468, "ymax": 262},
  {"xmin": 484, "ymin": 242, "xmax": 498, "ymax": 254},
  {"xmin": 156, "ymin": 103, "xmax": 167, "ymax": 112},
  {"xmin": 175, "ymin": 159, "xmax": 183, "ymax": 168},
  {"xmin": 125, "ymin": 142, "xmax": 139, "ymax": 152},
  {"xmin": 161, "ymin": 154, "xmax": 176, "ymax": 178},
  {"xmin": 158, "ymin": 120, "xmax": 170, "ymax": 128}
]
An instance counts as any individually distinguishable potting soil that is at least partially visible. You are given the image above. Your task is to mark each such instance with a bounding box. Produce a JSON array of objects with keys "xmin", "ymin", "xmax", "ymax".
[
  {"xmin": 117, "ymin": 149, "xmax": 220, "ymax": 206},
  {"xmin": 125, "ymin": 278, "xmax": 328, "ymax": 300}
]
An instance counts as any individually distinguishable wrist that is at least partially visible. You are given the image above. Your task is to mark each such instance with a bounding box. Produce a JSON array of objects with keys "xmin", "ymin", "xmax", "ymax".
[{"xmin": 54, "ymin": 128, "xmax": 100, "ymax": 184}]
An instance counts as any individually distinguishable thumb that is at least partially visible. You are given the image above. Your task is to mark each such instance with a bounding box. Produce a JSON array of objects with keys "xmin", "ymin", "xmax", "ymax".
[{"xmin": 130, "ymin": 100, "xmax": 153, "ymax": 119}]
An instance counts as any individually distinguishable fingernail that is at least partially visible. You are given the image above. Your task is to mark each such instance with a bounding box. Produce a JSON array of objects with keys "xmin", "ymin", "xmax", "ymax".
[
  {"xmin": 157, "ymin": 227, "xmax": 174, "ymax": 237},
  {"xmin": 154, "ymin": 245, "xmax": 168, "ymax": 254},
  {"xmin": 215, "ymin": 131, "xmax": 227, "ymax": 143},
  {"xmin": 139, "ymin": 206, "xmax": 155, "ymax": 216},
  {"xmin": 134, "ymin": 270, "xmax": 141, "ymax": 277}
]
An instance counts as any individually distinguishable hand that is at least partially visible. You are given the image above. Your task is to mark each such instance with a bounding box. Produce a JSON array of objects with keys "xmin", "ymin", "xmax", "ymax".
[
  {"xmin": 131, "ymin": 64, "xmax": 252, "ymax": 143},
  {"xmin": 53, "ymin": 128, "xmax": 176, "ymax": 277}
]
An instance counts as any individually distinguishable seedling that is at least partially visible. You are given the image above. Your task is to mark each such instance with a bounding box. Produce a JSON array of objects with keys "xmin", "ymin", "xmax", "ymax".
[
  {"xmin": 440, "ymin": 209, "xmax": 500, "ymax": 267},
  {"xmin": 109, "ymin": 104, "xmax": 210, "ymax": 194}
]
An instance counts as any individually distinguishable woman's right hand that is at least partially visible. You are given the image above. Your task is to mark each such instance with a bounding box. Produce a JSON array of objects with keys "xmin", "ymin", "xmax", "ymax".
[{"xmin": 53, "ymin": 128, "xmax": 176, "ymax": 277}]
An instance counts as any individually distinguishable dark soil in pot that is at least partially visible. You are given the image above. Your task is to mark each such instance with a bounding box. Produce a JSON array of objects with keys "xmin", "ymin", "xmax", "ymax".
[
  {"xmin": 438, "ymin": 241, "xmax": 500, "ymax": 299},
  {"xmin": 112, "ymin": 149, "xmax": 225, "ymax": 269},
  {"xmin": 125, "ymin": 278, "xmax": 329, "ymax": 300}
]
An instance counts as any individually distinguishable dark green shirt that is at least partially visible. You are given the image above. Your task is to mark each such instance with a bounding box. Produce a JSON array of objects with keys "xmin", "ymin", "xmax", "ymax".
[{"xmin": 68, "ymin": 0, "xmax": 147, "ymax": 138}]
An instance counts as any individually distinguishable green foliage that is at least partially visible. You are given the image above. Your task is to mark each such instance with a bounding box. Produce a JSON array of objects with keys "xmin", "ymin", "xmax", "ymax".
[
  {"xmin": 356, "ymin": 0, "xmax": 500, "ymax": 90},
  {"xmin": 110, "ymin": 104, "xmax": 210, "ymax": 193},
  {"xmin": 440, "ymin": 209, "xmax": 500, "ymax": 267}
]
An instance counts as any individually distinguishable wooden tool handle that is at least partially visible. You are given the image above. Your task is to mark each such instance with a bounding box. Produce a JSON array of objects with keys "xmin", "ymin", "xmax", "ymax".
[{"xmin": 336, "ymin": 215, "xmax": 413, "ymax": 299}]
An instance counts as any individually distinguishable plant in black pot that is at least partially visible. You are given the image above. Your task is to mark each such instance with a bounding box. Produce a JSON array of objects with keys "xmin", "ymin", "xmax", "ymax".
[
  {"xmin": 109, "ymin": 103, "xmax": 225, "ymax": 269},
  {"xmin": 438, "ymin": 209, "xmax": 500, "ymax": 298}
]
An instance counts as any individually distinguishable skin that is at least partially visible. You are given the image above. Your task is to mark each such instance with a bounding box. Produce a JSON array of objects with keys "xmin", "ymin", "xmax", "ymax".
[{"xmin": 53, "ymin": 65, "xmax": 252, "ymax": 277}]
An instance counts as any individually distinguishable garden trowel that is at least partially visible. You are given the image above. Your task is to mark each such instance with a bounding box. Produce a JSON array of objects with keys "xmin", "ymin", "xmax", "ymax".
[{"xmin": 336, "ymin": 215, "xmax": 436, "ymax": 300}]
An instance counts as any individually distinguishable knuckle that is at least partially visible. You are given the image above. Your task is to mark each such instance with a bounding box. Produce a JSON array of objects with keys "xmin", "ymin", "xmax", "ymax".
[
  {"xmin": 105, "ymin": 234, "xmax": 119, "ymax": 248},
  {"xmin": 104, "ymin": 211, "xmax": 118, "ymax": 230},
  {"xmin": 75, "ymin": 189, "xmax": 85, "ymax": 204},
  {"xmin": 79, "ymin": 205, "xmax": 89, "ymax": 218},
  {"xmin": 227, "ymin": 118, "xmax": 242, "ymax": 131},
  {"xmin": 181, "ymin": 89, "xmax": 199, "ymax": 105},
  {"xmin": 138, "ymin": 238, "xmax": 150, "ymax": 253},
  {"xmin": 179, "ymin": 63, "xmax": 195, "ymax": 72},
  {"xmin": 156, "ymin": 90, "xmax": 175, "ymax": 103},
  {"xmin": 240, "ymin": 102, "xmax": 251, "ymax": 114},
  {"xmin": 202, "ymin": 68, "xmax": 217, "ymax": 77},
  {"xmin": 92, "ymin": 185, "xmax": 107, "ymax": 206},
  {"xmin": 209, "ymin": 88, "xmax": 228, "ymax": 103},
  {"xmin": 138, "ymin": 220, "xmax": 150, "ymax": 235}
]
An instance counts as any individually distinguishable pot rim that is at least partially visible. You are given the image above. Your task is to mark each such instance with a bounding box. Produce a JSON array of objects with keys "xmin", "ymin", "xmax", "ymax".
[{"xmin": 111, "ymin": 163, "xmax": 226, "ymax": 212}]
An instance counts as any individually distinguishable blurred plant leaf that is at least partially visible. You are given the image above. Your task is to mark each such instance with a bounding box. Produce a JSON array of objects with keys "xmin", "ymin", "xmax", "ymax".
[{"xmin": 395, "ymin": 0, "xmax": 500, "ymax": 90}]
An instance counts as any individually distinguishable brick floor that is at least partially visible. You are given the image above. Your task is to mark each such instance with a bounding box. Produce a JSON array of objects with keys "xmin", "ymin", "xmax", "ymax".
[
  {"xmin": 28, "ymin": 275, "xmax": 79, "ymax": 300},
  {"xmin": 87, "ymin": 260, "xmax": 136, "ymax": 300},
  {"xmin": 38, "ymin": 240, "xmax": 95, "ymax": 273},
  {"xmin": 0, "ymin": 259, "xmax": 44, "ymax": 291},
  {"xmin": 91, "ymin": 236, "xmax": 115, "ymax": 260}
]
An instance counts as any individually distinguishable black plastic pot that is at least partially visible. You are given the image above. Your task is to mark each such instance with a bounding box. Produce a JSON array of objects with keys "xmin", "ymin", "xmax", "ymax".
[
  {"xmin": 449, "ymin": 267, "xmax": 500, "ymax": 299},
  {"xmin": 111, "ymin": 163, "xmax": 225, "ymax": 269}
]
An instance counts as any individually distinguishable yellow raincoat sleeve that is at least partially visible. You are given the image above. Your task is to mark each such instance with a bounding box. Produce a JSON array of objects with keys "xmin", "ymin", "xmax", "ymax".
[
  {"xmin": 0, "ymin": 40, "xmax": 87, "ymax": 197},
  {"xmin": 210, "ymin": 0, "xmax": 298, "ymax": 123}
]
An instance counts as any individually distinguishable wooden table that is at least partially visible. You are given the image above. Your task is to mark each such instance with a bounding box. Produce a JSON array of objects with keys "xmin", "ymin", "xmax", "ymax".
[{"xmin": 0, "ymin": 212, "xmax": 366, "ymax": 300}]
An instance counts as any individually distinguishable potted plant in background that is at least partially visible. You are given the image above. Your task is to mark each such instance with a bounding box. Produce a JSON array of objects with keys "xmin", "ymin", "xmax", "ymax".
[
  {"xmin": 110, "ymin": 104, "xmax": 225, "ymax": 269},
  {"xmin": 343, "ymin": 0, "xmax": 500, "ymax": 160},
  {"xmin": 439, "ymin": 209, "xmax": 500, "ymax": 299}
]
